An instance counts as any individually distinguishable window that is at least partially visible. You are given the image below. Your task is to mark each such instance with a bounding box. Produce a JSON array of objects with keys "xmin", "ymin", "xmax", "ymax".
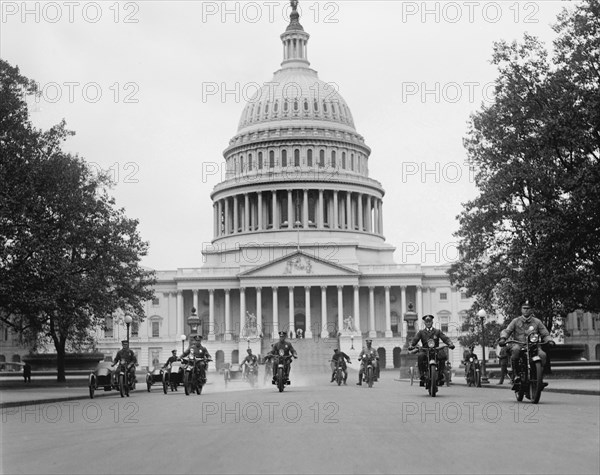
[
  {"xmin": 461, "ymin": 291, "xmax": 468, "ymax": 300},
  {"xmin": 274, "ymin": 100, "xmax": 279, "ymax": 113},
  {"xmin": 293, "ymin": 99, "xmax": 298, "ymax": 111},
  {"xmin": 283, "ymin": 100, "xmax": 289, "ymax": 112},
  {"xmin": 440, "ymin": 292, "xmax": 448, "ymax": 301},
  {"xmin": 152, "ymin": 298, "xmax": 159, "ymax": 306},
  {"xmin": 294, "ymin": 149, "xmax": 300, "ymax": 167},
  {"xmin": 258, "ymin": 152, "xmax": 263, "ymax": 169},
  {"xmin": 351, "ymin": 154, "xmax": 355, "ymax": 171},
  {"xmin": 331, "ymin": 150, "xmax": 336, "ymax": 168},
  {"xmin": 313, "ymin": 100, "xmax": 319, "ymax": 112},
  {"xmin": 342, "ymin": 152, "xmax": 346, "ymax": 169},
  {"xmin": 304, "ymin": 100, "xmax": 309, "ymax": 111},
  {"xmin": 4, "ymin": 326, "xmax": 8, "ymax": 341},
  {"xmin": 248, "ymin": 153, "xmax": 253, "ymax": 171},
  {"xmin": 265, "ymin": 102, "xmax": 269, "ymax": 114},
  {"xmin": 441, "ymin": 317, "xmax": 449, "ymax": 333},
  {"xmin": 152, "ymin": 321, "xmax": 159, "ymax": 338},
  {"xmin": 104, "ymin": 316, "xmax": 113, "ymax": 338},
  {"xmin": 307, "ymin": 149, "xmax": 313, "ymax": 167},
  {"xmin": 269, "ymin": 151, "xmax": 275, "ymax": 168},
  {"xmin": 319, "ymin": 150, "xmax": 325, "ymax": 168},
  {"xmin": 281, "ymin": 150, "xmax": 287, "ymax": 167},
  {"xmin": 132, "ymin": 319, "xmax": 139, "ymax": 337},
  {"xmin": 323, "ymin": 101, "xmax": 328, "ymax": 113}
]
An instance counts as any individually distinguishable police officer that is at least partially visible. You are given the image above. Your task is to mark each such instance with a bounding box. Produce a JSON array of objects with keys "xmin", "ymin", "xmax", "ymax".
[
  {"xmin": 113, "ymin": 340, "xmax": 138, "ymax": 384},
  {"xmin": 357, "ymin": 339, "xmax": 378, "ymax": 385},
  {"xmin": 462, "ymin": 344, "xmax": 479, "ymax": 383},
  {"xmin": 330, "ymin": 348, "xmax": 351, "ymax": 384},
  {"xmin": 408, "ymin": 315, "xmax": 455, "ymax": 386},
  {"xmin": 181, "ymin": 335, "xmax": 212, "ymax": 380},
  {"xmin": 499, "ymin": 300, "xmax": 554, "ymax": 389},
  {"xmin": 163, "ymin": 349, "xmax": 180, "ymax": 391},
  {"xmin": 240, "ymin": 348, "xmax": 258, "ymax": 379},
  {"xmin": 269, "ymin": 331, "xmax": 298, "ymax": 384}
]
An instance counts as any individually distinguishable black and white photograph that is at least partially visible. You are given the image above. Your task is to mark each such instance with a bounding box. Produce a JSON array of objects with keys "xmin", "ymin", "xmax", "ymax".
[{"xmin": 1, "ymin": 1, "xmax": 599, "ymax": 474}]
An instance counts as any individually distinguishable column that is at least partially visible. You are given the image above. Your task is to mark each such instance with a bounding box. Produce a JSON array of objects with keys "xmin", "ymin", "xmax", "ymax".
[
  {"xmin": 384, "ymin": 286, "xmax": 392, "ymax": 337},
  {"xmin": 193, "ymin": 289, "xmax": 199, "ymax": 312},
  {"xmin": 346, "ymin": 192, "xmax": 351, "ymax": 230},
  {"xmin": 358, "ymin": 194, "xmax": 363, "ymax": 231},
  {"xmin": 233, "ymin": 195, "xmax": 238, "ymax": 234},
  {"xmin": 378, "ymin": 200, "xmax": 383, "ymax": 235},
  {"xmin": 224, "ymin": 199, "xmax": 230, "ymax": 235},
  {"xmin": 373, "ymin": 199, "xmax": 379, "ymax": 234},
  {"xmin": 321, "ymin": 286, "xmax": 328, "ymax": 338},
  {"xmin": 303, "ymin": 189, "xmax": 308, "ymax": 227},
  {"xmin": 305, "ymin": 286, "xmax": 312, "ymax": 338},
  {"xmin": 353, "ymin": 285, "xmax": 361, "ymax": 333},
  {"xmin": 244, "ymin": 193, "xmax": 249, "ymax": 232},
  {"xmin": 257, "ymin": 191, "xmax": 263, "ymax": 231},
  {"xmin": 225, "ymin": 289, "xmax": 232, "ymax": 340},
  {"xmin": 166, "ymin": 292, "xmax": 173, "ymax": 336},
  {"xmin": 333, "ymin": 190, "xmax": 338, "ymax": 229},
  {"xmin": 318, "ymin": 189, "xmax": 324, "ymax": 228},
  {"xmin": 208, "ymin": 289, "xmax": 215, "ymax": 340},
  {"xmin": 366, "ymin": 195, "xmax": 372, "ymax": 232},
  {"xmin": 337, "ymin": 285, "xmax": 344, "ymax": 334},
  {"xmin": 416, "ymin": 285, "xmax": 423, "ymax": 318},
  {"xmin": 176, "ymin": 290, "xmax": 184, "ymax": 336},
  {"xmin": 401, "ymin": 286, "xmax": 407, "ymax": 339},
  {"xmin": 256, "ymin": 287, "xmax": 262, "ymax": 336},
  {"xmin": 272, "ymin": 287, "xmax": 279, "ymax": 335},
  {"xmin": 368, "ymin": 286, "xmax": 376, "ymax": 337},
  {"xmin": 240, "ymin": 287, "xmax": 246, "ymax": 336},
  {"xmin": 288, "ymin": 190, "xmax": 293, "ymax": 227},
  {"xmin": 272, "ymin": 191, "xmax": 278, "ymax": 230},
  {"xmin": 288, "ymin": 286, "xmax": 295, "ymax": 335},
  {"xmin": 213, "ymin": 203, "xmax": 217, "ymax": 238},
  {"xmin": 217, "ymin": 200, "xmax": 223, "ymax": 237}
]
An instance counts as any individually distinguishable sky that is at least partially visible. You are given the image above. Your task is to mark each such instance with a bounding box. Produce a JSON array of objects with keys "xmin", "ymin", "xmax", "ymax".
[{"xmin": 1, "ymin": 0, "xmax": 572, "ymax": 270}]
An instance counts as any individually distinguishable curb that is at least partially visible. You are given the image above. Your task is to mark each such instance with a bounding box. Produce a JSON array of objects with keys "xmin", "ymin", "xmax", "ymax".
[{"xmin": 0, "ymin": 392, "xmax": 113, "ymax": 409}]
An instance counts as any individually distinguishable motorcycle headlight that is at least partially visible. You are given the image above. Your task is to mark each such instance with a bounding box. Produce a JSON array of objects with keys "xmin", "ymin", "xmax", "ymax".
[
  {"xmin": 427, "ymin": 339, "xmax": 435, "ymax": 348},
  {"xmin": 528, "ymin": 333, "xmax": 539, "ymax": 343},
  {"xmin": 469, "ymin": 357, "xmax": 474, "ymax": 362}
]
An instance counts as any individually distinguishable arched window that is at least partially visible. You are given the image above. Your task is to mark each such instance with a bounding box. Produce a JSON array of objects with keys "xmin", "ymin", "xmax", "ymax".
[
  {"xmin": 304, "ymin": 100, "xmax": 309, "ymax": 111},
  {"xmin": 307, "ymin": 149, "xmax": 313, "ymax": 167},
  {"xmin": 274, "ymin": 100, "xmax": 279, "ymax": 113},
  {"xmin": 342, "ymin": 152, "xmax": 346, "ymax": 169},
  {"xmin": 351, "ymin": 153, "xmax": 355, "ymax": 171},
  {"xmin": 313, "ymin": 100, "xmax": 319, "ymax": 112},
  {"xmin": 240, "ymin": 155, "xmax": 245, "ymax": 173},
  {"xmin": 331, "ymin": 150, "xmax": 336, "ymax": 168},
  {"xmin": 293, "ymin": 99, "xmax": 298, "ymax": 111},
  {"xmin": 281, "ymin": 150, "xmax": 287, "ymax": 167},
  {"xmin": 294, "ymin": 149, "xmax": 300, "ymax": 167},
  {"xmin": 269, "ymin": 150, "xmax": 275, "ymax": 168},
  {"xmin": 283, "ymin": 100, "xmax": 289, "ymax": 112},
  {"xmin": 258, "ymin": 152, "xmax": 263, "ymax": 169},
  {"xmin": 248, "ymin": 153, "xmax": 253, "ymax": 171},
  {"xmin": 319, "ymin": 150, "xmax": 325, "ymax": 168},
  {"xmin": 323, "ymin": 101, "xmax": 328, "ymax": 113},
  {"xmin": 265, "ymin": 102, "xmax": 269, "ymax": 114}
]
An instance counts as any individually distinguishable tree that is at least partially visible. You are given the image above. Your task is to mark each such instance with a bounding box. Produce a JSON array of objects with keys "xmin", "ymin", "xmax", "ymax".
[
  {"xmin": 457, "ymin": 308, "xmax": 505, "ymax": 351},
  {"xmin": 449, "ymin": 0, "xmax": 600, "ymax": 331},
  {"xmin": 0, "ymin": 60, "xmax": 156, "ymax": 381}
]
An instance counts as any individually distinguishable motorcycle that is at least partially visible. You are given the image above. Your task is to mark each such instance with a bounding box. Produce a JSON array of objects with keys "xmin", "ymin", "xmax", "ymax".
[
  {"xmin": 273, "ymin": 349, "xmax": 296, "ymax": 392},
  {"xmin": 409, "ymin": 341, "xmax": 449, "ymax": 397},
  {"xmin": 360, "ymin": 353, "xmax": 377, "ymax": 388},
  {"xmin": 163, "ymin": 361, "xmax": 184, "ymax": 394},
  {"xmin": 504, "ymin": 335, "xmax": 547, "ymax": 404},
  {"xmin": 114, "ymin": 359, "xmax": 136, "ymax": 398},
  {"xmin": 333, "ymin": 358, "xmax": 351, "ymax": 386},
  {"xmin": 465, "ymin": 356, "xmax": 481, "ymax": 387},
  {"xmin": 181, "ymin": 354, "xmax": 211, "ymax": 396},
  {"xmin": 243, "ymin": 361, "xmax": 258, "ymax": 388}
]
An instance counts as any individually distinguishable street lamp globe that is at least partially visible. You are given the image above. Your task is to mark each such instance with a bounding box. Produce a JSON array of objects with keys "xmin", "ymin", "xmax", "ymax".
[
  {"xmin": 477, "ymin": 309, "xmax": 487, "ymax": 319},
  {"xmin": 124, "ymin": 315, "xmax": 133, "ymax": 342},
  {"xmin": 180, "ymin": 334, "xmax": 187, "ymax": 352}
]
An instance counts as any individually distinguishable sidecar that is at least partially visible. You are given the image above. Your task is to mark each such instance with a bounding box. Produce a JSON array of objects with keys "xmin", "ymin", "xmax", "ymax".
[
  {"xmin": 88, "ymin": 361, "xmax": 116, "ymax": 399},
  {"xmin": 145, "ymin": 367, "xmax": 165, "ymax": 392},
  {"xmin": 223, "ymin": 363, "xmax": 244, "ymax": 387}
]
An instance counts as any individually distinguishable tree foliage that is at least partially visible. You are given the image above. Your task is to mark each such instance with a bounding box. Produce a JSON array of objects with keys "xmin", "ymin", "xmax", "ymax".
[
  {"xmin": 449, "ymin": 0, "xmax": 600, "ymax": 330},
  {"xmin": 0, "ymin": 60, "xmax": 156, "ymax": 381}
]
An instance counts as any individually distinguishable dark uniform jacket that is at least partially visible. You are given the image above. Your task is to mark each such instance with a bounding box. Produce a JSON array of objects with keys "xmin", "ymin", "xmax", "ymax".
[
  {"xmin": 270, "ymin": 341, "xmax": 297, "ymax": 357},
  {"xmin": 332, "ymin": 351, "xmax": 351, "ymax": 363},
  {"xmin": 410, "ymin": 328, "xmax": 452, "ymax": 348},
  {"xmin": 500, "ymin": 316, "xmax": 552, "ymax": 344},
  {"xmin": 241, "ymin": 354, "xmax": 258, "ymax": 365},
  {"xmin": 114, "ymin": 348, "xmax": 137, "ymax": 365},
  {"xmin": 182, "ymin": 344, "xmax": 211, "ymax": 359},
  {"xmin": 164, "ymin": 355, "xmax": 179, "ymax": 367}
]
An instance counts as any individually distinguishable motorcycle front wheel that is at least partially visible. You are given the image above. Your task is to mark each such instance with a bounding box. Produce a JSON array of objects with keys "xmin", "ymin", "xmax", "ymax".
[
  {"xmin": 277, "ymin": 367, "xmax": 285, "ymax": 392},
  {"xmin": 429, "ymin": 367, "xmax": 438, "ymax": 397},
  {"xmin": 531, "ymin": 361, "xmax": 543, "ymax": 404},
  {"xmin": 183, "ymin": 372, "xmax": 191, "ymax": 396},
  {"xmin": 336, "ymin": 369, "xmax": 342, "ymax": 386},
  {"xmin": 162, "ymin": 374, "xmax": 168, "ymax": 395},
  {"xmin": 475, "ymin": 369, "xmax": 481, "ymax": 388},
  {"xmin": 119, "ymin": 374, "xmax": 126, "ymax": 398},
  {"xmin": 409, "ymin": 366, "xmax": 414, "ymax": 386},
  {"xmin": 367, "ymin": 366, "xmax": 374, "ymax": 388}
]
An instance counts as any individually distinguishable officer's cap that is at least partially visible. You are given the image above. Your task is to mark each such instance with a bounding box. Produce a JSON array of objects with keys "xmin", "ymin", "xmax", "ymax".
[
  {"xmin": 278, "ymin": 331, "xmax": 286, "ymax": 337},
  {"xmin": 422, "ymin": 314, "xmax": 434, "ymax": 321},
  {"xmin": 121, "ymin": 340, "xmax": 129, "ymax": 345}
]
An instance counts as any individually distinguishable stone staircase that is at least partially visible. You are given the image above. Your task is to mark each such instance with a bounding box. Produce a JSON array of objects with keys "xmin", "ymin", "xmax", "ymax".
[{"xmin": 262, "ymin": 337, "xmax": 338, "ymax": 374}]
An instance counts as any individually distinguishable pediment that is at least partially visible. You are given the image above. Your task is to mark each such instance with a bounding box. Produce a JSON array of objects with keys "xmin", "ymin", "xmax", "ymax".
[{"xmin": 239, "ymin": 251, "xmax": 360, "ymax": 277}]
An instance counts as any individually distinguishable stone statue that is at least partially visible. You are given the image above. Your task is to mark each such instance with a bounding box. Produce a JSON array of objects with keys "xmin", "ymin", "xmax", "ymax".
[{"xmin": 343, "ymin": 315, "xmax": 356, "ymax": 333}]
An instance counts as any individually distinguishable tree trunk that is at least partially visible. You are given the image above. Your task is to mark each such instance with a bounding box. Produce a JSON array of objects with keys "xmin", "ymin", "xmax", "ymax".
[{"xmin": 56, "ymin": 339, "xmax": 67, "ymax": 382}]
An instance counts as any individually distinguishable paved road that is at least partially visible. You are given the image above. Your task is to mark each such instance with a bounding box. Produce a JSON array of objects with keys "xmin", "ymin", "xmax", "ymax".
[{"xmin": 2, "ymin": 372, "xmax": 599, "ymax": 475}]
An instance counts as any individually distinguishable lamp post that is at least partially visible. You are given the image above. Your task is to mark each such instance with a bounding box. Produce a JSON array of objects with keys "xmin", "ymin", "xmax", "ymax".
[
  {"xmin": 477, "ymin": 309, "xmax": 489, "ymax": 384},
  {"xmin": 180, "ymin": 334, "xmax": 187, "ymax": 353},
  {"xmin": 188, "ymin": 307, "xmax": 200, "ymax": 336},
  {"xmin": 124, "ymin": 315, "xmax": 133, "ymax": 343},
  {"xmin": 350, "ymin": 335, "xmax": 354, "ymax": 350}
]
